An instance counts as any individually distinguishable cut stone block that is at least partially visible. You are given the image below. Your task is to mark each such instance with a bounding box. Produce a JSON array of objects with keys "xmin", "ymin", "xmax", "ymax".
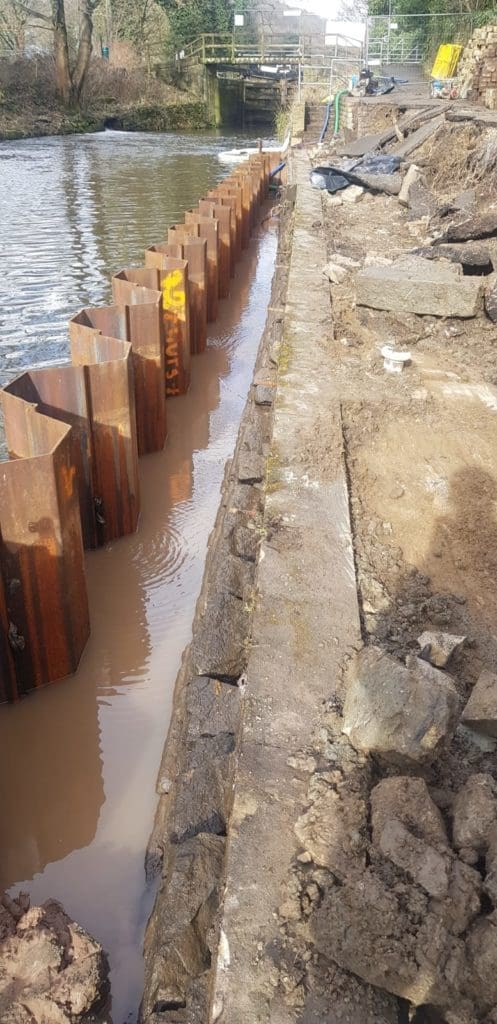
[{"xmin": 356, "ymin": 256, "xmax": 484, "ymax": 318}]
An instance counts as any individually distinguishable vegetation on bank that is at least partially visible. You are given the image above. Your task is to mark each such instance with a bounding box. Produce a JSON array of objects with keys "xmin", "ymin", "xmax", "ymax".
[
  {"xmin": 0, "ymin": 53, "xmax": 213, "ymax": 140},
  {"xmin": 0, "ymin": 0, "xmax": 231, "ymax": 140}
]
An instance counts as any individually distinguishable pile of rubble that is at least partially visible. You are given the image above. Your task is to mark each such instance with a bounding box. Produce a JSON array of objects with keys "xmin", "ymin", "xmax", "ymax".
[
  {"xmin": 290, "ymin": 637, "xmax": 497, "ymax": 1023},
  {"xmin": 457, "ymin": 21, "xmax": 497, "ymax": 108}
]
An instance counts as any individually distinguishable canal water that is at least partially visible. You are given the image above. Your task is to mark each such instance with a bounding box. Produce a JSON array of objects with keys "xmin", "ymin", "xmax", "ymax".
[{"xmin": 0, "ymin": 130, "xmax": 277, "ymax": 1021}]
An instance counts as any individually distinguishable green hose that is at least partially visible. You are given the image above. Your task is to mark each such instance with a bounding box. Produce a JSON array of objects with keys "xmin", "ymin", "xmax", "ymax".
[{"xmin": 334, "ymin": 89, "xmax": 348, "ymax": 135}]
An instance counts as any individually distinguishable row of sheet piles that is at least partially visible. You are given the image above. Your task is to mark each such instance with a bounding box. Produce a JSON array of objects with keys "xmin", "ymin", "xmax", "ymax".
[{"xmin": 0, "ymin": 151, "xmax": 272, "ymax": 701}]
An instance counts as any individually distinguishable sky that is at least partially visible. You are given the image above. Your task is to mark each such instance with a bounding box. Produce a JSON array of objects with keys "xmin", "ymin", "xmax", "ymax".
[{"xmin": 298, "ymin": 0, "xmax": 344, "ymax": 18}]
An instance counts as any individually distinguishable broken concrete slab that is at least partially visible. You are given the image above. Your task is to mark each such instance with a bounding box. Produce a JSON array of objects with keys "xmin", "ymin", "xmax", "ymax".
[
  {"xmin": 254, "ymin": 384, "xmax": 274, "ymax": 406},
  {"xmin": 407, "ymin": 180, "xmax": 439, "ymax": 220},
  {"xmin": 312, "ymin": 867, "xmax": 452, "ymax": 1009},
  {"xmin": 462, "ymin": 669, "xmax": 497, "ymax": 737},
  {"xmin": 192, "ymin": 569, "xmax": 249, "ymax": 679},
  {"xmin": 378, "ymin": 817, "xmax": 450, "ymax": 897},
  {"xmin": 356, "ymin": 255, "xmax": 484, "ymax": 318},
  {"xmin": 237, "ymin": 453, "xmax": 265, "ymax": 483},
  {"xmin": 142, "ymin": 835, "xmax": 225, "ymax": 1018},
  {"xmin": 185, "ymin": 677, "xmax": 240, "ymax": 741},
  {"xmin": 343, "ymin": 646, "xmax": 459, "ymax": 765},
  {"xmin": 331, "ymin": 252, "xmax": 362, "ymax": 269},
  {"xmin": 352, "ymin": 172, "xmax": 402, "ymax": 196},
  {"xmin": 417, "ymin": 630, "xmax": 466, "ymax": 667}
]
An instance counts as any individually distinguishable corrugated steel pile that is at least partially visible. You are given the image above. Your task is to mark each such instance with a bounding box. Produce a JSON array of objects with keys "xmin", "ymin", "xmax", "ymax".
[{"xmin": 0, "ymin": 152, "xmax": 273, "ymax": 702}]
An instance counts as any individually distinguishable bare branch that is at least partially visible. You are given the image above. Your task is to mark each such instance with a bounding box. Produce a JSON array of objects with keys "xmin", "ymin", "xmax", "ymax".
[{"xmin": 13, "ymin": 1, "xmax": 51, "ymax": 21}]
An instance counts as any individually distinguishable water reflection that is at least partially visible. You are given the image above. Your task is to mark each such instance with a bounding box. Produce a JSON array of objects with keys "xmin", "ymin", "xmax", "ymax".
[
  {"xmin": 0, "ymin": 130, "xmax": 277, "ymax": 1020},
  {"xmin": 0, "ymin": 128, "xmax": 267, "ymax": 385}
]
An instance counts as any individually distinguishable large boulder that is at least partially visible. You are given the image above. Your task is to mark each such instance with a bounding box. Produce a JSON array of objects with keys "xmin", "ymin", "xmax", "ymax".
[{"xmin": 343, "ymin": 647, "xmax": 459, "ymax": 765}]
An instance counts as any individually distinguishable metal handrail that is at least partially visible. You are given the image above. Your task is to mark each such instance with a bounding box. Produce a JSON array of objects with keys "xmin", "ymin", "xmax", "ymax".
[{"xmin": 177, "ymin": 31, "xmax": 329, "ymax": 66}]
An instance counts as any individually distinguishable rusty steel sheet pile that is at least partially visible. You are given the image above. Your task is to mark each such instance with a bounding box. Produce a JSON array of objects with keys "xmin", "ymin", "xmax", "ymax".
[
  {"xmin": 165, "ymin": 231, "xmax": 208, "ymax": 355},
  {"xmin": 0, "ymin": 391, "xmax": 89, "ymax": 700},
  {"xmin": 111, "ymin": 272, "xmax": 167, "ymax": 457},
  {"xmin": 144, "ymin": 248, "xmax": 192, "ymax": 391},
  {"xmin": 198, "ymin": 200, "xmax": 232, "ymax": 297},
  {"xmin": 183, "ymin": 212, "xmax": 220, "ymax": 323},
  {"xmin": 0, "ymin": 153, "xmax": 270, "ymax": 700}
]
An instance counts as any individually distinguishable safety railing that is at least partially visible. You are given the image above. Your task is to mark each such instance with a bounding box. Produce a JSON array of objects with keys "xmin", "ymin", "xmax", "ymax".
[{"xmin": 177, "ymin": 32, "xmax": 327, "ymax": 66}]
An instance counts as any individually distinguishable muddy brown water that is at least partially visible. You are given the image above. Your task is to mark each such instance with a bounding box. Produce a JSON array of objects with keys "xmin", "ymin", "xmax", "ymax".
[{"xmin": 0, "ymin": 130, "xmax": 277, "ymax": 1022}]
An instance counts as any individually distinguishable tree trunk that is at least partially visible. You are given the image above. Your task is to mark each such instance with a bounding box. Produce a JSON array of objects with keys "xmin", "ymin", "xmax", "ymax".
[
  {"xmin": 51, "ymin": 0, "xmax": 96, "ymax": 108},
  {"xmin": 51, "ymin": 0, "xmax": 72, "ymax": 105},
  {"xmin": 71, "ymin": 0, "xmax": 95, "ymax": 104}
]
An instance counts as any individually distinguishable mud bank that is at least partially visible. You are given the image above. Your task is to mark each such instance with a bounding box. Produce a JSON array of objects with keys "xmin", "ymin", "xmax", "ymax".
[
  {"xmin": 140, "ymin": 193, "xmax": 294, "ymax": 1021},
  {"xmin": 0, "ymin": 102, "xmax": 212, "ymax": 142}
]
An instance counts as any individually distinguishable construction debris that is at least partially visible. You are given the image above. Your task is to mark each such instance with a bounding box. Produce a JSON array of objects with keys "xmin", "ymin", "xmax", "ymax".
[
  {"xmin": 398, "ymin": 163, "xmax": 422, "ymax": 206},
  {"xmin": 381, "ymin": 345, "xmax": 411, "ymax": 373}
]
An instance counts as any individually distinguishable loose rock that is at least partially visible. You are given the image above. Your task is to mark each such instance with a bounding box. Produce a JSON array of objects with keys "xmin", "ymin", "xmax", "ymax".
[
  {"xmin": 342, "ymin": 185, "xmax": 364, "ymax": 204},
  {"xmin": 0, "ymin": 898, "xmax": 108, "ymax": 1024},
  {"xmin": 323, "ymin": 262, "xmax": 348, "ymax": 285},
  {"xmin": 343, "ymin": 646, "xmax": 459, "ymax": 765},
  {"xmin": 371, "ymin": 776, "xmax": 449, "ymax": 848},
  {"xmin": 452, "ymin": 774, "xmax": 497, "ymax": 855},
  {"xmin": 417, "ymin": 630, "xmax": 466, "ymax": 667},
  {"xmin": 461, "ymin": 669, "xmax": 497, "ymax": 737},
  {"xmin": 485, "ymin": 279, "xmax": 497, "ymax": 322}
]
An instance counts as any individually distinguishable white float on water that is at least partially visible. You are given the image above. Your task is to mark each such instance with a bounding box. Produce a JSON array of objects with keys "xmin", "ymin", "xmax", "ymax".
[{"xmin": 218, "ymin": 130, "xmax": 291, "ymax": 165}]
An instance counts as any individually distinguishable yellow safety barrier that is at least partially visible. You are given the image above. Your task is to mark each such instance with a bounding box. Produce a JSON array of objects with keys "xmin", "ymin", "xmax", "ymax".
[{"xmin": 431, "ymin": 43, "xmax": 462, "ymax": 79}]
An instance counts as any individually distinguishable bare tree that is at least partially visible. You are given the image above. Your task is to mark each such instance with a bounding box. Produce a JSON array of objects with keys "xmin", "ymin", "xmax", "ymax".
[
  {"xmin": 52, "ymin": 0, "xmax": 100, "ymax": 104},
  {"xmin": 0, "ymin": 0, "xmax": 28, "ymax": 53},
  {"xmin": 16, "ymin": 0, "xmax": 99, "ymax": 105}
]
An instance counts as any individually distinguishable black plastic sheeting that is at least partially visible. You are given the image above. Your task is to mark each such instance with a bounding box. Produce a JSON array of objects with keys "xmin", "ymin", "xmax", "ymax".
[
  {"xmin": 310, "ymin": 155, "xmax": 401, "ymax": 194},
  {"xmin": 310, "ymin": 167, "xmax": 350, "ymax": 194},
  {"xmin": 356, "ymin": 155, "xmax": 401, "ymax": 175}
]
